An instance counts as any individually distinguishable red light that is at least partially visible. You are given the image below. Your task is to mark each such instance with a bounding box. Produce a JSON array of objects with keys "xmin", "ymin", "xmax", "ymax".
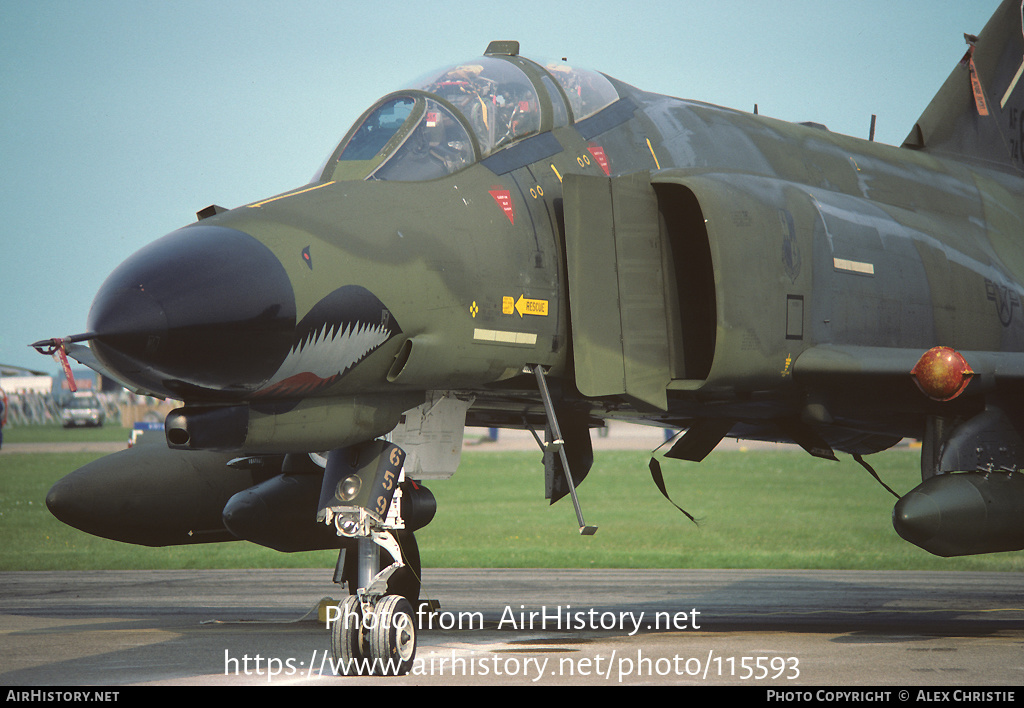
[{"xmin": 911, "ymin": 346, "xmax": 975, "ymax": 401}]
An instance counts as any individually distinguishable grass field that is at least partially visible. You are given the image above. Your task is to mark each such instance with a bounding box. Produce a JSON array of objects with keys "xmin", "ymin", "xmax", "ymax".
[
  {"xmin": 3, "ymin": 423, "xmax": 129, "ymax": 444},
  {"xmin": 2, "ymin": 440, "xmax": 1022, "ymax": 573}
]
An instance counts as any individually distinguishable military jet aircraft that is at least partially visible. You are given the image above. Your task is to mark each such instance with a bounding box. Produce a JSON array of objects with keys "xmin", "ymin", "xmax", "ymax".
[{"xmin": 33, "ymin": 0, "xmax": 1024, "ymax": 674}]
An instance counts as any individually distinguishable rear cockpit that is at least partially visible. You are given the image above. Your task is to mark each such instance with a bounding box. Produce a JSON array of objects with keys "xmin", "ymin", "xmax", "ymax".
[{"xmin": 317, "ymin": 42, "xmax": 619, "ymax": 182}]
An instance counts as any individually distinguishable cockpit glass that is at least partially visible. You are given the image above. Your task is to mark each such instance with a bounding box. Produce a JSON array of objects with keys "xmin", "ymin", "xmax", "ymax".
[
  {"xmin": 410, "ymin": 57, "xmax": 541, "ymax": 156},
  {"xmin": 540, "ymin": 74, "xmax": 569, "ymax": 129},
  {"xmin": 543, "ymin": 62, "xmax": 619, "ymax": 121},
  {"xmin": 372, "ymin": 98, "xmax": 474, "ymax": 181},
  {"xmin": 317, "ymin": 52, "xmax": 620, "ymax": 183},
  {"xmin": 338, "ymin": 97, "xmax": 415, "ymax": 162}
]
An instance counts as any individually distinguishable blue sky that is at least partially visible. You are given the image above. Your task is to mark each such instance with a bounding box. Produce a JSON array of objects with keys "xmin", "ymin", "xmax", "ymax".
[{"xmin": 0, "ymin": 0, "xmax": 997, "ymax": 373}]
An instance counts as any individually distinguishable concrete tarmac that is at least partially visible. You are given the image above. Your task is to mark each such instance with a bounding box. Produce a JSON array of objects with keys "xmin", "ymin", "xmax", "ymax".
[{"xmin": 1, "ymin": 568, "xmax": 1021, "ymax": 686}]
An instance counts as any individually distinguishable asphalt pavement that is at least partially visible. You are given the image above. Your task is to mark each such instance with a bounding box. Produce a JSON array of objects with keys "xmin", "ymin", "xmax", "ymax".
[{"xmin": 1, "ymin": 568, "xmax": 1021, "ymax": 686}]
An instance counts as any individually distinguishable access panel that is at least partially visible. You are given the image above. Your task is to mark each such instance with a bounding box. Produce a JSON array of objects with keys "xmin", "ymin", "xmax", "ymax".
[{"xmin": 563, "ymin": 172, "xmax": 671, "ymax": 411}]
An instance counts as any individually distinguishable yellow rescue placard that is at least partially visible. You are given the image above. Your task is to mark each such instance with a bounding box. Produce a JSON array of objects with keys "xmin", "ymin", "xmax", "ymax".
[{"xmin": 514, "ymin": 295, "xmax": 548, "ymax": 318}]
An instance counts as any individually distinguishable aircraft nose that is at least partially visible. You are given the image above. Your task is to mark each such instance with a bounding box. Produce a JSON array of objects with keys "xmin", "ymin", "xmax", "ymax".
[{"xmin": 88, "ymin": 224, "xmax": 296, "ymax": 398}]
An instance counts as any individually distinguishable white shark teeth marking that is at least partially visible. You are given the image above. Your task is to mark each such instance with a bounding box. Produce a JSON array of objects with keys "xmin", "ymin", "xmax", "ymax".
[{"xmin": 265, "ymin": 321, "xmax": 391, "ymax": 387}]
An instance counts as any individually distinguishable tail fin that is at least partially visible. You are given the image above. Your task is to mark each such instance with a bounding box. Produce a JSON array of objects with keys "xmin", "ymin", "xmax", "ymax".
[{"xmin": 903, "ymin": 0, "xmax": 1024, "ymax": 175}]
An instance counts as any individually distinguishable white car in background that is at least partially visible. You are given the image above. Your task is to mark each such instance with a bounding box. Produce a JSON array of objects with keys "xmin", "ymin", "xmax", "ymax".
[{"xmin": 61, "ymin": 393, "xmax": 105, "ymax": 428}]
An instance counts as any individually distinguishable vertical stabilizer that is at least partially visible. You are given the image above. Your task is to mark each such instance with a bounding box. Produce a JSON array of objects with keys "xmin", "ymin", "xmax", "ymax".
[{"xmin": 903, "ymin": 0, "xmax": 1024, "ymax": 175}]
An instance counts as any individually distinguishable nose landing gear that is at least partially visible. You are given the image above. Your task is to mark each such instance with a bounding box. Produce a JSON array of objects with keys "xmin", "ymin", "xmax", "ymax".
[{"xmin": 319, "ymin": 439, "xmax": 428, "ymax": 676}]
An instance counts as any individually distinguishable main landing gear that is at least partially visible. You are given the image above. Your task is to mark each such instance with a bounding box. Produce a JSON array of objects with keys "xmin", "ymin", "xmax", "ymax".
[{"xmin": 318, "ymin": 439, "xmax": 434, "ymax": 676}]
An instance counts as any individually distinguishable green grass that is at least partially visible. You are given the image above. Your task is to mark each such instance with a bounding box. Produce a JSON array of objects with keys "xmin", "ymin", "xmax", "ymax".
[
  {"xmin": 1, "ymin": 447, "xmax": 1022, "ymax": 571},
  {"xmin": 4, "ymin": 423, "xmax": 129, "ymax": 444},
  {"xmin": 421, "ymin": 449, "xmax": 1024, "ymax": 571}
]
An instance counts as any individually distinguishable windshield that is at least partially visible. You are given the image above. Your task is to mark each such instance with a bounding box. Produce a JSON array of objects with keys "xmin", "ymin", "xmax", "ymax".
[
  {"xmin": 373, "ymin": 97, "xmax": 475, "ymax": 181},
  {"xmin": 318, "ymin": 52, "xmax": 619, "ymax": 183},
  {"xmin": 322, "ymin": 94, "xmax": 474, "ymax": 182},
  {"xmin": 338, "ymin": 97, "xmax": 415, "ymax": 162},
  {"xmin": 410, "ymin": 57, "xmax": 541, "ymax": 156}
]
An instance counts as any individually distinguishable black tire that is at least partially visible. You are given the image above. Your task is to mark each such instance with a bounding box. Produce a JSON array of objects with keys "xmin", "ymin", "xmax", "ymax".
[
  {"xmin": 330, "ymin": 595, "xmax": 366, "ymax": 675},
  {"xmin": 368, "ymin": 595, "xmax": 417, "ymax": 675}
]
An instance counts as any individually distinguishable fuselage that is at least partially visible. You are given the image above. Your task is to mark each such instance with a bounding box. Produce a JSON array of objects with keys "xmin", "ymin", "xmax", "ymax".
[{"xmin": 86, "ymin": 53, "xmax": 1024, "ymax": 450}]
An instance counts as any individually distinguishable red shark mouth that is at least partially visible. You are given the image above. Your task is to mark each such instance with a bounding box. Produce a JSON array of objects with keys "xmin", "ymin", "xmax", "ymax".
[
  {"xmin": 254, "ymin": 371, "xmax": 343, "ymax": 398},
  {"xmin": 255, "ymin": 285, "xmax": 400, "ymax": 398}
]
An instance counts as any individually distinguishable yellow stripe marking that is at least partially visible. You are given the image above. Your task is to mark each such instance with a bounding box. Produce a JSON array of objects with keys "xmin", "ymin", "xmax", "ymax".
[
  {"xmin": 646, "ymin": 138, "xmax": 661, "ymax": 169},
  {"xmin": 1002, "ymin": 59, "xmax": 1024, "ymax": 109},
  {"xmin": 247, "ymin": 181, "xmax": 336, "ymax": 208}
]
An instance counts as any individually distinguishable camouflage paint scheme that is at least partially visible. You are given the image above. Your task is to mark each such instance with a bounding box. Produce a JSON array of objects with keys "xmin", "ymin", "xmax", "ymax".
[{"xmin": 38, "ymin": 2, "xmax": 1024, "ymax": 568}]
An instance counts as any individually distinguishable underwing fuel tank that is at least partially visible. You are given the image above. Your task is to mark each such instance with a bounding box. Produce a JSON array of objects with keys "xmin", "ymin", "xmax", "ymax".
[
  {"xmin": 45, "ymin": 445, "xmax": 261, "ymax": 546},
  {"xmin": 46, "ymin": 442, "xmax": 438, "ymax": 552},
  {"xmin": 892, "ymin": 472, "xmax": 1024, "ymax": 557},
  {"xmin": 222, "ymin": 472, "xmax": 345, "ymax": 552}
]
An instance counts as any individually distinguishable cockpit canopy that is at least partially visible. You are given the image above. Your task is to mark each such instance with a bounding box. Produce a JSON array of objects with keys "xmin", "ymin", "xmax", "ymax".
[{"xmin": 318, "ymin": 45, "xmax": 619, "ymax": 183}]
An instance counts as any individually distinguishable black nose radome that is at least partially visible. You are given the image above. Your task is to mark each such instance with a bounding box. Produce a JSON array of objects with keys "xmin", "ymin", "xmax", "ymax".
[{"xmin": 88, "ymin": 224, "xmax": 296, "ymax": 399}]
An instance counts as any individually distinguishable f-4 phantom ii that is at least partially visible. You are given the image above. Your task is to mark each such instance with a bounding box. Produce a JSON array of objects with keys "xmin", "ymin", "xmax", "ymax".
[{"xmin": 33, "ymin": 0, "xmax": 1024, "ymax": 674}]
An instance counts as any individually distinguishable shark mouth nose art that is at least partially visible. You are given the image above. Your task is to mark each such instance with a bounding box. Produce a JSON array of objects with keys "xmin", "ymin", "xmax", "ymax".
[{"xmin": 256, "ymin": 285, "xmax": 402, "ymax": 397}]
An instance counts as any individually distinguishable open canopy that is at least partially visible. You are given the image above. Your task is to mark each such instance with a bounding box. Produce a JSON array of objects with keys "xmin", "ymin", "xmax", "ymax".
[{"xmin": 318, "ymin": 49, "xmax": 619, "ymax": 183}]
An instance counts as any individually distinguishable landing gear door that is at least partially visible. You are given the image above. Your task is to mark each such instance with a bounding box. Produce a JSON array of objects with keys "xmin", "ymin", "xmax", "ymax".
[
  {"xmin": 389, "ymin": 391, "xmax": 471, "ymax": 480},
  {"xmin": 563, "ymin": 172, "xmax": 671, "ymax": 411}
]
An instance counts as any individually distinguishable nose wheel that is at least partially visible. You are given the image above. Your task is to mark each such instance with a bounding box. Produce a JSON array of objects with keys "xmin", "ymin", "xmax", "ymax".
[
  {"xmin": 330, "ymin": 595, "xmax": 364, "ymax": 674},
  {"xmin": 369, "ymin": 595, "xmax": 417, "ymax": 674},
  {"xmin": 331, "ymin": 590, "xmax": 417, "ymax": 676}
]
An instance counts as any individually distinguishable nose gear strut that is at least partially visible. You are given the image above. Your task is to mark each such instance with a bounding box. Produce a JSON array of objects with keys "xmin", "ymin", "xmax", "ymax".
[{"xmin": 318, "ymin": 440, "xmax": 419, "ymax": 675}]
